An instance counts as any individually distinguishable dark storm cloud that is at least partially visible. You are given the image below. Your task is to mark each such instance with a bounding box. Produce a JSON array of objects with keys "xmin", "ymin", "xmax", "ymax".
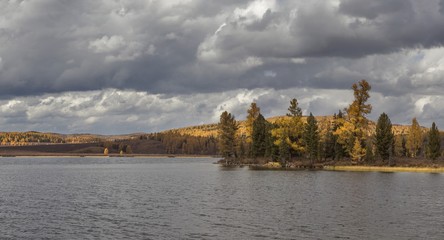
[
  {"xmin": 1, "ymin": 0, "xmax": 444, "ymax": 97},
  {"xmin": 339, "ymin": 0, "xmax": 411, "ymax": 20}
]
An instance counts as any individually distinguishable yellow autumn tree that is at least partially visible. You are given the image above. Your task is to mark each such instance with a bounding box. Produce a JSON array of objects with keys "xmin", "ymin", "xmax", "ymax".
[
  {"xmin": 272, "ymin": 98, "xmax": 305, "ymax": 157},
  {"xmin": 335, "ymin": 80, "xmax": 372, "ymax": 162},
  {"xmin": 407, "ymin": 117, "xmax": 423, "ymax": 158},
  {"xmin": 245, "ymin": 102, "xmax": 260, "ymax": 143}
]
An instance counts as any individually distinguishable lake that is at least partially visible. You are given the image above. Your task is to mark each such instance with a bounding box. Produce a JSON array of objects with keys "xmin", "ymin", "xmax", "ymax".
[{"xmin": 0, "ymin": 157, "xmax": 443, "ymax": 239}]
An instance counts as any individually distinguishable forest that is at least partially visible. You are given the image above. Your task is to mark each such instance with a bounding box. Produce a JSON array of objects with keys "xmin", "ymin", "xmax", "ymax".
[
  {"xmin": 0, "ymin": 132, "xmax": 102, "ymax": 146},
  {"xmin": 218, "ymin": 80, "xmax": 443, "ymax": 167}
]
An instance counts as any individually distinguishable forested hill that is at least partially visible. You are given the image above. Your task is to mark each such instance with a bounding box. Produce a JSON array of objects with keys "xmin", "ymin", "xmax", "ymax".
[
  {"xmin": 161, "ymin": 115, "xmax": 428, "ymax": 138},
  {"xmin": 0, "ymin": 115, "xmax": 430, "ymax": 156}
]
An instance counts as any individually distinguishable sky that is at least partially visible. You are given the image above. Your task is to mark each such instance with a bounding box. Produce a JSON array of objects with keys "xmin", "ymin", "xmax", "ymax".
[{"xmin": 1, "ymin": 0, "xmax": 444, "ymax": 134}]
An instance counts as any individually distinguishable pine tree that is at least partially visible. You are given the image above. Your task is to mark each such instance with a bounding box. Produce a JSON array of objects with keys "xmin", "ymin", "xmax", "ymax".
[
  {"xmin": 303, "ymin": 113, "xmax": 319, "ymax": 164},
  {"xmin": 252, "ymin": 114, "xmax": 268, "ymax": 158},
  {"xmin": 365, "ymin": 139, "xmax": 374, "ymax": 162},
  {"xmin": 287, "ymin": 98, "xmax": 302, "ymax": 117},
  {"xmin": 282, "ymin": 98, "xmax": 304, "ymax": 156},
  {"xmin": 324, "ymin": 129, "xmax": 336, "ymax": 160},
  {"xmin": 317, "ymin": 117, "xmax": 331, "ymax": 162},
  {"xmin": 375, "ymin": 112, "xmax": 394, "ymax": 161},
  {"xmin": 407, "ymin": 118, "xmax": 423, "ymax": 158},
  {"xmin": 237, "ymin": 135, "xmax": 247, "ymax": 159},
  {"xmin": 278, "ymin": 132, "xmax": 291, "ymax": 164},
  {"xmin": 394, "ymin": 135, "xmax": 407, "ymax": 157},
  {"xmin": 218, "ymin": 111, "xmax": 238, "ymax": 159},
  {"xmin": 264, "ymin": 123, "xmax": 278, "ymax": 160},
  {"xmin": 426, "ymin": 122, "xmax": 441, "ymax": 161}
]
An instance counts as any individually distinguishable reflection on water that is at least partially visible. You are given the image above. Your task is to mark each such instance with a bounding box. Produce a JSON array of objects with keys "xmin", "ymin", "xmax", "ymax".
[{"xmin": 0, "ymin": 157, "xmax": 443, "ymax": 239}]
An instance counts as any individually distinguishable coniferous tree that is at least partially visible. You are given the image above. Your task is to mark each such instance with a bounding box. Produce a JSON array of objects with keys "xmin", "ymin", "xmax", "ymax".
[
  {"xmin": 287, "ymin": 98, "xmax": 302, "ymax": 117},
  {"xmin": 426, "ymin": 122, "xmax": 441, "ymax": 161},
  {"xmin": 407, "ymin": 118, "xmax": 423, "ymax": 158},
  {"xmin": 394, "ymin": 135, "xmax": 407, "ymax": 157},
  {"xmin": 375, "ymin": 112, "xmax": 394, "ymax": 162},
  {"xmin": 303, "ymin": 113, "xmax": 319, "ymax": 164},
  {"xmin": 252, "ymin": 114, "xmax": 268, "ymax": 158},
  {"xmin": 365, "ymin": 139, "xmax": 374, "ymax": 163},
  {"xmin": 324, "ymin": 128, "xmax": 336, "ymax": 160},
  {"xmin": 264, "ymin": 123, "xmax": 278, "ymax": 160},
  {"xmin": 237, "ymin": 135, "xmax": 247, "ymax": 159},
  {"xmin": 278, "ymin": 132, "xmax": 291, "ymax": 164},
  {"xmin": 218, "ymin": 111, "xmax": 238, "ymax": 159},
  {"xmin": 245, "ymin": 102, "xmax": 261, "ymax": 157},
  {"xmin": 317, "ymin": 117, "xmax": 331, "ymax": 162},
  {"xmin": 271, "ymin": 99, "xmax": 305, "ymax": 159}
]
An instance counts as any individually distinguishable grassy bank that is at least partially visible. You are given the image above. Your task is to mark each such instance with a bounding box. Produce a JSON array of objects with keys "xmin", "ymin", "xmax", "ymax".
[{"xmin": 323, "ymin": 165, "xmax": 444, "ymax": 173}]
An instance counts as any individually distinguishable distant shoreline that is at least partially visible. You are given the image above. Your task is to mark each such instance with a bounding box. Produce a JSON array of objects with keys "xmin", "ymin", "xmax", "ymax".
[{"xmin": 0, "ymin": 153, "xmax": 218, "ymax": 158}]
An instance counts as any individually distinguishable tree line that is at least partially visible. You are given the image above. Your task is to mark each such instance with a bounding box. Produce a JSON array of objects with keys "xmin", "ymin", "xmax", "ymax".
[
  {"xmin": 144, "ymin": 132, "xmax": 218, "ymax": 155},
  {"xmin": 0, "ymin": 132, "xmax": 102, "ymax": 146},
  {"xmin": 218, "ymin": 80, "xmax": 442, "ymax": 166}
]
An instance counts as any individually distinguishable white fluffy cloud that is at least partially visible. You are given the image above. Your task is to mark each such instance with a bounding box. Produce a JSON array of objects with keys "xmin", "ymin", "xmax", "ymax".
[{"xmin": 0, "ymin": 87, "xmax": 442, "ymax": 134}]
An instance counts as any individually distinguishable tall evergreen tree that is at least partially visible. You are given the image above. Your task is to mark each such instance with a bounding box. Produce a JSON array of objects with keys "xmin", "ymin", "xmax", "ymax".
[
  {"xmin": 252, "ymin": 114, "xmax": 268, "ymax": 158},
  {"xmin": 271, "ymin": 98, "xmax": 305, "ymax": 159},
  {"xmin": 303, "ymin": 113, "xmax": 319, "ymax": 164},
  {"xmin": 407, "ymin": 117, "xmax": 423, "ymax": 158},
  {"xmin": 218, "ymin": 111, "xmax": 238, "ymax": 159},
  {"xmin": 287, "ymin": 98, "xmax": 302, "ymax": 117},
  {"xmin": 264, "ymin": 123, "xmax": 278, "ymax": 160},
  {"xmin": 375, "ymin": 112, "xmax": 394, "ymax": 161},
  {"xmin": 236, "ymin": 135, "xmax": 247, "ymax": 159},
  {"xmin": 286, "ymin": 98, "xmax": 304, "ymax": 156},
  {"xmin": 394, "ymin": 135, "xmax": 407, "ymax": 157},
  {"xmin": 365, "ymin": 139, "xmax": 374, "ymax": 163},
  {"xmin": 426, "ymin": 122, "xmax": 441, "ymax": 161},
  {"xmin": 278, "ymin": 132, "xmax": 291, "ymax": 164},
  {"xmin": 324, "ymin": 128, "xmax": 336, "ymax": 160}
]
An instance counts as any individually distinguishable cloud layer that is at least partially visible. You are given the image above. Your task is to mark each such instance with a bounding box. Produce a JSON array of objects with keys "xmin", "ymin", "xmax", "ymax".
[
  {"xmin": 0, "ymin": 0, "xmax": 444, "ymax": 133},
  {"xmin": 0, "ymin": 87, "xmax": 442, "ymax": 135}
]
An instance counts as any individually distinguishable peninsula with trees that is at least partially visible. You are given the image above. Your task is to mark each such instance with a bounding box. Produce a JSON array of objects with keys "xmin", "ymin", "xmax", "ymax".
[{"xmin": 217, "ymin": 80, "xmax": 444, "ymax": 172}]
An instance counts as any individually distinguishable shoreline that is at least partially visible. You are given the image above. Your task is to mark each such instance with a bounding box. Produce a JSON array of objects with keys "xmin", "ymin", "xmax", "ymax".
[
  {"xmin": 220, "ymin": 162, "xmax": 444, "ymax": 173},
  {"xmin": 0, "ymin": 154, "xmax": 219, "ymax": 159},
  {"xmin": 323, "ymin": 165, "xmax": 444, "ymax": 173}
]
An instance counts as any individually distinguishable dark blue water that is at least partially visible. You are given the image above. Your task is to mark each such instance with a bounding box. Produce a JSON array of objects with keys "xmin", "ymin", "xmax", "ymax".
[{"xmin": 0, "ymin": 157, "xmax": 443, "ymax": 239}]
